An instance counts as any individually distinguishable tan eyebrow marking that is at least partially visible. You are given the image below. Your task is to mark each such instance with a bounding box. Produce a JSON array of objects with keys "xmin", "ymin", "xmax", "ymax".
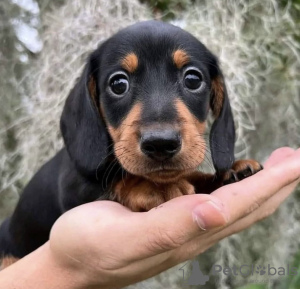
[
  {"xmin": 173, "ymin": 49, "xmax": 190, "ymax": 69},
  {"xmin": 121, "ymin": 52, "xmax": 139, "ymax": 73}
]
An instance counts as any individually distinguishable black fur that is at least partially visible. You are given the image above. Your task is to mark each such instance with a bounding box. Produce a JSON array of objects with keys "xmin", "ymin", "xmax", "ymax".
[
  {"xmin": 210, "ymin": 70, "xmax": 236, "ymax": 173},
  {"xmin": 0, "ymin": 20, "xmax": 236, "ymax": 258}
]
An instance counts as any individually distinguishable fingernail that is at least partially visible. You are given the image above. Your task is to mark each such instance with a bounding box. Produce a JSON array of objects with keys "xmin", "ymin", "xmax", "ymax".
[{"xmin": 192, "ymin": 201, "xmax": 228, "ymax": 230}]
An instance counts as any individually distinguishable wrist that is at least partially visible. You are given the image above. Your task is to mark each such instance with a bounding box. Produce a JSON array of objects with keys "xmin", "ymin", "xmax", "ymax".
[
  {"xmin": 0, "ymin": 242, "xmax": 91, "ymax": 289},
  {"xmin": 43, "ymin": 242, "xmax": 90, "ymax": 289}
]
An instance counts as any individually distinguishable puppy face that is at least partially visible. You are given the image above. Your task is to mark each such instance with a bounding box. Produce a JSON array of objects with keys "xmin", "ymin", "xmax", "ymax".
[
  {"xmin": 61, "ymin": 21, "xmax": 235, "ymax": 184},
  {"xmin": 88, "ymin": 21, "xmax": 231, "ymax": 183}
]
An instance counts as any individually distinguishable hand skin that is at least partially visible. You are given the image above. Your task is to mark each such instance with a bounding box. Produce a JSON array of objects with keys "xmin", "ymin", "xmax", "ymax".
[{"xmin": 0, "ymin": 148, "xmax": 300, "ymax": 289}]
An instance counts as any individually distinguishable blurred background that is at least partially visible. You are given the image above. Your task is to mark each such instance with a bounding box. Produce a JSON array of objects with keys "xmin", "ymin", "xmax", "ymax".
[{"xmin": 0, "ymin": 0, "xmax": 299, "ymax": 288}]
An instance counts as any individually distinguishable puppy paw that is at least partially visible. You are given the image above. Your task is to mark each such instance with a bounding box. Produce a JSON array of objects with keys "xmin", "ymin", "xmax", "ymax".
[{"xmin": 223, "ymin": 159, "xmax": 263, "ymax": 185}]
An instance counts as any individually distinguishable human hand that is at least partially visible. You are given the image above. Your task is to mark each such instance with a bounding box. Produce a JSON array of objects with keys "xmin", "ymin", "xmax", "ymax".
[{"xmin": 47, "ymin": 147, "xmax": 300, "ymax": 289}]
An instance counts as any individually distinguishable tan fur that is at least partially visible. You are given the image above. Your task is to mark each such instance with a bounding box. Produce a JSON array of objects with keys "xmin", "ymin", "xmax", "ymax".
[
  {"xmin": 121, "ymin": 52, "xmax": 139, "ymax": 73},
  {"xmin": 211, "ymin": 76, "xmax": 224, "ymax": 118},
  {"xmin": 173, "ymin": 49, "xmax": 190, "ymax": 69},
  {"xmin": 113, "ymin": 175, "xmax": 194, "ymax": 212},
  {"xmin": 107, "ymin": 102, "xmax": 141, "ymax": 144},
  {"xmin": 175, "ymin": 99, "xmax": 206, "ymax": 166},
  {"xmin": 107, "ymin": 102, "xmax": 143, "ymax": 173},
  {"xmin": 107, "ymin": 100, "xmax": 206, "ymax": 182}
]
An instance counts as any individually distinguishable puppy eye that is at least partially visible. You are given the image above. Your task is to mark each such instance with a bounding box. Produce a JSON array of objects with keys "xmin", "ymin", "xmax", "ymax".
[
  {"xmin": 184, "ymin": 70, "xmax": 203, "ymax": 90},
  {"xmin": 109, "ymin": 74, "xmax": 129, "ymax": 95}
]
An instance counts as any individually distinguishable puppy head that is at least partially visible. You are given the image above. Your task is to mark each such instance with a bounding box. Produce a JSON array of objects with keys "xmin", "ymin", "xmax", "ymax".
[{"xmin": 61, "ymin": 21, "xmax": 235, "ymax": 182}]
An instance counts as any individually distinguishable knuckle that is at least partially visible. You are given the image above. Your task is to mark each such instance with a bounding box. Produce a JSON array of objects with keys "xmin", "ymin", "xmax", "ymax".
[
  {"xmin": 245, "ymin": 200, "xmax": 260, "ymax": 215},
  {"xmin": 147, "ymin": 227, "xmax": 185, "ymax": 252},
  {"xmin": 272, "ymin": 147, "xmax": 295, "ymax": 158}
]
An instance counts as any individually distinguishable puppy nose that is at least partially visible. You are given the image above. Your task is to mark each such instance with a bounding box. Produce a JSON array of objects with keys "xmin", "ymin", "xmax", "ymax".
[{"xmin": 140, "ymin": 130, "xmax": 181, "ymax": 161}]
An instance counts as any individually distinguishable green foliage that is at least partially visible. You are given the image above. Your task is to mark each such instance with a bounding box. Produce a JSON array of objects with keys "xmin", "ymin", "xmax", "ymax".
[
  {"xmin": 237, "ymin": 285, "xmax": 267, "ymax": 289},
  {"xmin": 140, "ymin": 0, "xmax": 191, "ymax": 19},
  {"xmin": 275, "ymin": 251, "xmax": 300, "ymax": 289}
]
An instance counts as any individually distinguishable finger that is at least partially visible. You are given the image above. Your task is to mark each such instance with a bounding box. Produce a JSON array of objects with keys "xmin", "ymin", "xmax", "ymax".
[
  {"xmin": 208, "ymin": 179, "xmax": 299, "ymax": 245},
  {"xmin": 50, "ymin": 195, "xmax": 228, "ymax": 268},
  {"xmin": 173, "ymin": 179, "xmax": 299, "ymax": 262},
  {"xmin": 167, "ymin": 148, "xmax": 299, "ymax": 262},
  {"xmin": 264, "ymin": 147, "xmax": 295, "ymax": 168},
  {"xmin": 124, "ymin": 171, "xmax": 298, "ymax": 282},
  {"xmin": 50, "ymin": 148, "xmax": 300, "ymax": 271},
  {"xmin": 76, "ymin": 148, "xmax": 300, "ymax": 263},
  {"xmin": 212, "ymin": 148, "xmax": 300, "ymax": 224},
  {"xmin": 116, "ymin": 194, "xmax": 229, "ymax": 260}
]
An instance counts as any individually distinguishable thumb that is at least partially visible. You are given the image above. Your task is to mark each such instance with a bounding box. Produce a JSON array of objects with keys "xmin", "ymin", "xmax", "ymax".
[
  {"xmin": 49, "ymin": 196, "xmax": 228, "ymax": 267},
  {"xmin": 126, "ymin": 194, "xmax": 228, "ymax": 259}
]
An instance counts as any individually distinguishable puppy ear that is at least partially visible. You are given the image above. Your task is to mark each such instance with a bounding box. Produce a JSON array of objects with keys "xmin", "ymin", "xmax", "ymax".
[
  {"xmin": 209, "ymin": 62, "xmax": 236, "ymax": 174},
  {"xmin": 60, "ymin": 52, "xmax": 110, "ymax": 177}
]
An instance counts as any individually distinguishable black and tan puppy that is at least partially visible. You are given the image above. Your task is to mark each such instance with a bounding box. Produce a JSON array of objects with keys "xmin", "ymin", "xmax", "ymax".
[{"xmin": 0, "ymin": 21, "xmax": 262, "ymax": 264}]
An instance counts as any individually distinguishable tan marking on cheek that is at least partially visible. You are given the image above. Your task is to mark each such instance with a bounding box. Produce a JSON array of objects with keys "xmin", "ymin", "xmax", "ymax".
[
  {"xmin": 175, "ymin": 99, "xmax": 206, "ymax": 134},
  {"xmin": 107, "ymin": 104, "xmax": 142, "ymax": 142},
  {"xmin": 121, "ymin": 52, "xmax": 139, "ymax": 73},
  {"xmin": 107, "ymin": 103, "xmax": 142, "ymax": 171},
  {"xmin": 175, "ymin": 99, "xmax": 206, "ymax": 164},
  {"xmin": 211, "ymin": 77, "xmax": 224, "ymax": 118},
  {"xmin": 107, "ymin": 125, "xmax": 121, "ymax": 143},
  {"xmin": 173, "ymin": 49, "xmax": 190, "ymax": 69}
]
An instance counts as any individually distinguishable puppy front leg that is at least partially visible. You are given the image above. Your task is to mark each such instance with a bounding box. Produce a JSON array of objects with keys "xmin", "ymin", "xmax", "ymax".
[{"xmin": 187, "ymin": 159, "xmax": 263, "ymax": 194}]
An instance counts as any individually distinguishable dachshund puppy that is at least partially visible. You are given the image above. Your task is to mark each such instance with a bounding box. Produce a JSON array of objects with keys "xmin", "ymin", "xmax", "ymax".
[{"xmin": 0, "ymin": 21, "xmax": 262, "ymax": 263}]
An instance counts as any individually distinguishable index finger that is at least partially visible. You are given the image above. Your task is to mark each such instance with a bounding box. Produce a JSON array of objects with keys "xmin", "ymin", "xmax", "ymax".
[{"xmin": 212, "ymin": 148, "xmax": 300, "ymax": 224}]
